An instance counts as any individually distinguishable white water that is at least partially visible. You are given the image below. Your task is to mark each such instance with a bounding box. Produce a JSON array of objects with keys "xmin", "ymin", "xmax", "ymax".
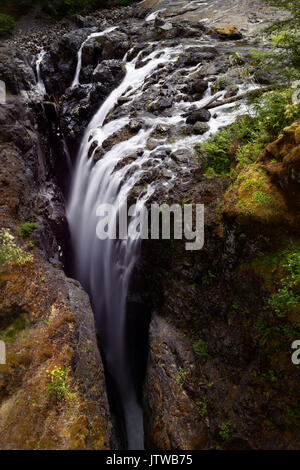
[
  {"xmin": 67, "ymin": 43, "xmax": 184, "ymax": 450},
  {"xmin": 66, "ymin": 25, "xmax": 255, "ymax": 449},
  {"xmin": 36, "ymin": 50, "xmax": 46, "ymax": 94},
  {"xmin": 71, "ymin": 27, "xmax": 117, "ymax": 88}
]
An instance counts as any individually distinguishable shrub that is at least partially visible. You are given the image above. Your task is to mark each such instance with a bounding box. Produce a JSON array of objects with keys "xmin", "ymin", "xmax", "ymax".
[
  {"xmin": 260, "ymin": 0, "xmax": 300, "ymax": 68},
  {"xmin": 0, "ymin": 13, "xmax": 15, "ymax": 37},
  {"xmin": 176, "ymin": 366, "xmax": 189, "ymax": 388},
  {"xmin": 47, "ymin": 365, "xmax": 70, "ymax": 401},
  {"xmin": 266, "ymin": 247, "xmax": 300, "ymax": 317},
  {"xmin": 196, "ymin": 88, "xmax": 300, "ymax": 176},
  {"xmin": 0, "ymin": 228, "xmax": 33, "ymax": 266},
  {"xmin": 193, "ymin": 339, "xmax": 209, "ymax": 362},
  {"xmin": 219, "ymin": 421, "xmax": 232, "ymax": 441}
]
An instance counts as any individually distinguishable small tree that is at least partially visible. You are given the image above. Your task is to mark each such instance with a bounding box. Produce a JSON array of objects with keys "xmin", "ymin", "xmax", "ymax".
[
  {"xmin": 261, "ymin": 0, "xmax": 300, "ymax": 68},
  {"xmin": 0, "ymin": 13, "xmax": 16, "ymax": 37}
]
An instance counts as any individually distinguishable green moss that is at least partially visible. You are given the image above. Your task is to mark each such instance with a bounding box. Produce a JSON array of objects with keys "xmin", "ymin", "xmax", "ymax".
[
  {"xmin": 176, "ymin": 366, "xmax": 189, "ymax": 388},
  {"xmin": 0, "ymin": 313, "xmax": 29, "ymax": 344},
  {"xmin": 17, "ymin": 222, "xmax": 38, "ymax": 239},
  {"xmin": 196, "ymin": 400, "xmax": 207, "ymax": 418},
  {"xmin": 193, "ymin": 339, "xmax": 209, "ymax": 362},
  {"xmin": 219, "ymin": 421, "xmax": 232, "ymax": 441}
]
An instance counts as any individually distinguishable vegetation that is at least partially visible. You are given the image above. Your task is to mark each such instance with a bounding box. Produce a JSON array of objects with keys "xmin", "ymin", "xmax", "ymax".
[
  {"xmin": 0, "ymin": 228, "xmax": 33, "ymax": 266},
  {"xmin": 176, "ymin": 366, "xmax": 189, "ymax": 388},
  {"xmin": 219, "ymin": 421, "xmax": 232, "ymax": 442},
  {"xmin": 260, "ymin": 0, "xmax": 300, "ymax": 68},
  {"xmin": 193, "ymin": 338, "xmax": 209, "ymax": 362},
  {"xmin": 0, "ymin": 0, "xmax": 137, "ymax": 20},
  {"xmin": 0, "ymin": 313, "xmax": 28, "ymax": 344},
  {"xmin": 266, "ymin": 247, "xmax": 300, "ymax": 317},
  {"xmin": 47, "ymin": 365, "xmax": 71, "ymax": 401},
  {"xmin": 196, "ymin": 88, "xmax": 300, "ymax": 177},
  {"xmin": 0, "ymin": 12, "xmax": 15, "ymax": 37},
  {"xmin": 196, "ymin": 400, "xmax": 207, "ymax": 418},
  {"xmin": 17, "ymin": 221, "xmax": 38, "ymax": 239}
]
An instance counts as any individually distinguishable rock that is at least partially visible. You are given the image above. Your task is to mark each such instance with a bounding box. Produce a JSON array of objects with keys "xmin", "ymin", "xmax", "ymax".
[
  {"xmin": 186, "ymin": 109, "xmax": 211, "ymax": 124},
  {"xmin": 224, "ymin": 86, "xmax": 239, "ymax": 98},
  {"xmin": 193, "ymin": 122, "xmax": 210, "ymax": 135},
  {"xmin": 254, "ymin": 70, "xmax": 275, "ymax": 84},
  {"xmin": 144, "ymin": 315, "xmax": 209, "ymax": 450},
  {"xmin": 0, "ymin": 46, "xmax": 36, "ymax": 94},
  {"xmin": 92, "ymin": 60, "xmax": 125, "ymax": 87},
  {"xmin": 259, "ymin": 120, "xmax": 300, "ymax": 209},
  {"xmin": 95, "ymin": 30, "xmax": 129, "ymax": 61},
  {"xmin": 0, "ymin": 260, "xmax": 113, "ymax": 450},
  {"xmin": 295, "ymin": 125, "xmax": 300, "ymax": 145},
  {"xmin": 192, "ymin": 79, "xmax": 208, "ymax": 95},
  {"xmin": 151, "ymin": 97, "xmax": 173, "ymax": 112},
  {"xmin": 215, "ymin": 26, "xmax": 243, "ymax": 40}
]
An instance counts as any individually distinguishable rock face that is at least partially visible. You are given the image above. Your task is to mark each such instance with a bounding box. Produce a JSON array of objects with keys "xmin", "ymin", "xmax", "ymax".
[
  {"xmin": 260, "ymin": 121, "xmax": 300, "ymax": 210},
  {"xmin": 0, "ymin": 260, "xmax": 112, "ymax": 450},
  {"xmin": 141, "ymin": 124, "xmax": 300, "ymax": 450},
  {"xmin": 0, "ymin": 45, "xmax": 113, "ymax": 449}
]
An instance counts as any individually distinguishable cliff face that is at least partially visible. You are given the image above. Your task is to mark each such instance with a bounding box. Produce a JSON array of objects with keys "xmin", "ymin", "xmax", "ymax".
[
  {"xmin": 0, "ymin": 46, "xmax": 113, "ymax": 450},
  {"xmin": 141, "ymin": 122, "xmax": 300, "ymax": 450}
]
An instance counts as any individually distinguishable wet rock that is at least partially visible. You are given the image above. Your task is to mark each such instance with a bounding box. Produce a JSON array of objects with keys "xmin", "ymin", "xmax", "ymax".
[
  {"xmin": 0, "ymin": 46, "xmax": 35, "ymax": 94},
  {"xmin": 95, "ymin": 30, "xmax": 130, "ymax": 61},
  {"xmin": 186, "ymin": 109, "xmax": 211, "ymax": 124},
  {"xmin": 193, "ymin": 122, "xmax": 210, "ymax": 135},
  {"xmin": 151, "ymin": 96, "xmax": 173, "ymax": 112},
  {"xmin": 92, "ymin": 59, "xmax": 126, "ymax": 87},
  {"xmin": 192, "ymin": 79, "xmax": 208, "ymax": 95}
]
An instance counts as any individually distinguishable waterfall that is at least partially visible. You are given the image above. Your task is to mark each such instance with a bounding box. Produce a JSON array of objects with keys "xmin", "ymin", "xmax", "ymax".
[
  {"xmin": 67, "ymin": 43, "xmax": 183, "ymax": 450},
  {"xmin": 71, "ymin": 27, "xmax": 117, "ymax": 88},
  {"xmin": 36, "ymin": 50, "xmax": 46, "ymax": 94},
  {"xmin": 66, "ymin": 24, "xmax": 256, "ymax": 450}
]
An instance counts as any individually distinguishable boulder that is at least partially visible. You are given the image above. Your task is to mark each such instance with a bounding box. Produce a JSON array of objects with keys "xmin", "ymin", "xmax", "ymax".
[
  {"xmin": 186, "ymin": 109, "xmax": 211, "ymax": 124},
  {"xmin": 215, "ymin": 26, "xmax": 243, "ymax": 40}
]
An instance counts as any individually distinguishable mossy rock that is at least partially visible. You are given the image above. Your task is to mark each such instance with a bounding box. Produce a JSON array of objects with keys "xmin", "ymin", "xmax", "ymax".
[{"xmin": 223, "ymin": 164, "xmax": 292, "ymax": 225}]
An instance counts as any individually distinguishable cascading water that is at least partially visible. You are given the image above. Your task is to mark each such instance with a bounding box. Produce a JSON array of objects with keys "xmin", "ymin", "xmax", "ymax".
[
  {"xmin": 71, "ymin": 27, "xmax": 117, "ymax": 88},
  {"xmin": 67, "ymin": 42, "xmax": 185, "ymax": 450},
  {"xmin": 36, "ymin": 49, "xmax": 46, "ymax": 94},
  {"xmin": 30, "ymin": 13, "xmax": 258, "ymax": 448}
]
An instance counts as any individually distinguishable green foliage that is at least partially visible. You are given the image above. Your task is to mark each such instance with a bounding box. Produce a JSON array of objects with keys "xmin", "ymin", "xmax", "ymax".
[
  {"xmin": 47, "ymin": 365, "xmax": 70, "ymax": 401},
  {"xmin": 196, "ymin": 400, "xmax": 207, "ymax": 418},
  {"xmin": 17, "ymin": 221, "xmax": 38, "ymax": 239},
  {"xmin": 0, "ymin": 228, "xmax": 33, "ymax": 266},
  {"xmin": 266, "ymin": 247, "xmax": 300, "ymax": 317},
  {"xmin": 260, "ymin": 0, "xmax": 300, "ymax": 68},
  {"xmin": 193, "ymin": 339, "xmax": 209, "ymax": 362},
  {"xmin": 0, "ymin": 313, "xmax": 28, "ymax": 344},
  {"xmin": 219, "ymin": 421, "xmax": 232, "ymax": 441},
  {"xmin": 0, "ymin": 13, "xmax": 15, "ymax": 37},
  {"xmin": 195, "ymin": 88, "xmax": 300, "ymax": 176},
  {"xmin": 176, "ymin": 366, "xmax": 189, "ymax": 388}
]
